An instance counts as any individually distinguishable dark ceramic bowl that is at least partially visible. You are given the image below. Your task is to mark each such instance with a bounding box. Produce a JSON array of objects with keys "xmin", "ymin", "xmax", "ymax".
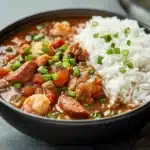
[{"xmin": 0, "ymin": 9, "xmax": 150, "ymax": 145}]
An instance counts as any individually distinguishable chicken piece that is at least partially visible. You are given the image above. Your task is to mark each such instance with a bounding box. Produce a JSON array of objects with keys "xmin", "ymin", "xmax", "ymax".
[
  {"xmin": 22, "ymin": 94, "xmax": 50, "ymax": 115},
  {"xmin": 0, "ymin": 79, "xmax": 9, "ymax": 92},
  {"xmin": 36, "ymin": 54, "xmax": 50, "ymax": 66},
  {"xmin": 58, "ymin": 95, "xmax": 89, "ymax": 119},
  {"xmin": 67, "ymin": 43, "xmax": 88, "ymax": 61}
]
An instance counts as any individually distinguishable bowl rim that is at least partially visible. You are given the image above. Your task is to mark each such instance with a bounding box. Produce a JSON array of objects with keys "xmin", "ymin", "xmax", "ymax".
[{"xmin": 0, "ymin": 8, "xmax": 149, "ymax": 125}]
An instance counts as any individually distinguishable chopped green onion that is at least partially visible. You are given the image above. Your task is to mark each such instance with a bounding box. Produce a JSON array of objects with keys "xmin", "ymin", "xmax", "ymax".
[
  {"xmin": 69, "ymin": 58, "xmax": 76, "ymax": 66},
  {"xmin": 33, "ymin": 33, "xmax": 44, "ymax": 41},
  {"xmin": 127, "ymin": 40, "xmax": 131, "ymax": 46},
  {"xmin": 100, "ymin": 98, "xmax": 106, "ymax": 104},
  {"xmin": 25, "ymin": 55, "xmax": 33, "ymax": 61},
  {"xmin": 84, "ymin": 104, "xmax": 92, "ymax": 110},
  {"xmin": 106, "ymin": 49, "xmax": 113, "ymax": 55},
  {"xmin": 47, "ymin": 112, "xmax": 59, "ymax": 119},
  {"xmin": 63, "ymin": 54, "xmax": 72, "ymax": 59},
  {"xmin": 63, "ymin": 61, "xmax": 70, "ymax": 68},
  {"xmin": 42, "ymin": 74, "xmax": 52, "ymax": 81},
  {"xmin": 59, "ymin": 45, "xmax": 68, "ymax": 52},
  {"xmin": 52, "ymin": 55, "xmax": 59, "ymax": 62},
  {"xmin": 126, "ymin": 61, "xmax": 134, "ymax": 69},
  {"xmin": 111, "ymin": 43, "xmax": 116, "ymax": 48},
  {"xmin": 13, "ymin": 83, "xmax": 21, "ymax": 89},
  {"xmin": 101, "ymin": 34, "xmax": 112, "ymax": 43},
  {"xmin": 122, "ymin": 49, "xmax": 129, "ymax": 56},
  {"xmin": 24, "ymin": 47, "xmax": 31, "ymax": 55},
  {"xmin": 25, "ymin": 35, "xmax": 32, "ymax": 42},
  {"xmin": 55, "ymin": 61, "xmax": 63, "ymax": 67},
  {"xmin": 113, "ymin": 48, "xmax": 120, "ymax": 54},
  {"xmin": 114, "ymin": 32, "xmax": 119, "ymax": 38},
  {"xmin": 119, "ymin": 67, "xmax": 127, "ymax": 74},
  {"xmin": 90, "ymin": 112, "xmax": 101, "ymax": 119},
  {"xmin": 18, "ymin": 56, "xmax": 24, "ymax": 63},
  {"xmin": 36, "ymin": 24, "xmax": 44, "ymax": 30},
  {"xmin": 51, "ymin": 73, "xmax": 58, "ymax": 80},
  {"xmin": 68, "ymin": 91, "xmax": 76, "ymax": 97},
  {"xmin": 5, "ymin": 47, "xmax": 13, "ymax": 52},
  {"xmin": 73, "ymin": 66, "xmax": 80, "ymax": 77},
  {"xmin": 97, "ymin": 56, "xmax": 104, "ymax": 64},
  {"xmin": 124, "ymin": 27, "xmax": 131, "ymax": 37},
  {"xmin": 88, "ymin": 69, "xmax": 94, "ymax": 75},
  {"xmin": 11, "ymin": 61, "xmax": 21, "ymax": 71},
  {"xmin": 38, "ymin": 66, "xmax": 48, "ymax": 74},
  {"xmin": 93, "ymin": 32, "xmax": 99, "ymax": 38},
  {"xmin": 48, "ymin": 59, "xmax": 54, "ymax": 66},
  {"xmin": 92, "ymin": 21, "xmax": 98, "ymax": 27},
  {"xmin": 42, "ymin": 47, "xmax": 49, "ymax": 53}
]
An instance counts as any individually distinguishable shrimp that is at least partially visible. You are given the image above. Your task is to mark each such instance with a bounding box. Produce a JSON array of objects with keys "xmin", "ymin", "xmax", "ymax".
[
  {"xmin": 50, "ymin": 22, "xmax": 71, "ymax": 37},
  {"xmin": 22, "ymin": 94, "xmax": 50, "ymax": 116}
]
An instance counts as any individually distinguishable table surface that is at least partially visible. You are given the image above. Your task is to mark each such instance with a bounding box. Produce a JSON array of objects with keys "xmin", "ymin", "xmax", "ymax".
[{"xmin": 0, "ymin": 0, "xmax": 150, "ymax": 149}]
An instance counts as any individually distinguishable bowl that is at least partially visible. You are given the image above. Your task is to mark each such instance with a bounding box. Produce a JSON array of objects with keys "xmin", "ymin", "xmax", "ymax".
[{"xmin": 0, "ymin": 9, "xmax": 149, "ymax": 145}]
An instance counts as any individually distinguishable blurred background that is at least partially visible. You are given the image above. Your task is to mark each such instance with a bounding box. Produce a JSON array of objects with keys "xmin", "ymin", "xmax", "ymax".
[{"xmin": 0, "ymin": 0, "xmax": 150, "ymax": 150}]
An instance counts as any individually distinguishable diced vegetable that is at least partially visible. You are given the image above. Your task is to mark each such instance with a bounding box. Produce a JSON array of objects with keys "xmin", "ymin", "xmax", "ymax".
[
  {"xmin": 52, "ymin": 69, "xmax": 69, "ymax": 86},
  {"xmin": 25, "ymin": 55, "xmax": 33, "ymax": 61},
  {"xmin": 55, "ymin": 61, "xmax": 63, "ymax": 67},
  {"xmin": 37, "ymin": 66, "xmax": 48, "ymax": 74},
  {"xmin": 114, "ymin": 32, "xmax": 119, "ymax": 38},
  {"xmin": 83, "ymin": 104, "xmax": 92, "ymax": 110},
  {"xmin": 90, "ymin": 112, "xmax": 101, "ymax": 119},
  {"xmin": 42, "ymin": 47, "xmax": 49, "ymax": 53},
  {"xmin": 92, "ymin": 21, "xmax": 98, "ymax": 27},
  {"xmin": 122, "ymin": 49, "xmax": 129, "ymax": 56},
  {"xmin": 52, "ymin": 38, "xmax": 65, "ymax": 49},
  {"xmin": 88, "ymin": 69, "xmax": 94, "ymax": 75},
  {"xmin": 68, "ymin": 91, "xmax": 76, "ymax": 97},
  {"xmin": 73, "ymin": 66, "xmax": 80, "ymax": 77},
  {"xmin": 11, "ymin": 61, "xmax": 21, "ymax": 71},
  {"xmin": 93, "ymin": 32, "xmax": 99, "ymax": 38},
  {"xmin": 100, "ymin": 98, "xmax": 106, "ymax": 104},
  {"xmin": 36, "ymin": 24, "xmax": 44, "ymax": 30},
  {"xmin": 32, "ymin": 74, "xmax": 44, "ymax": 84},
  {"xmin": 127, "ymin": 40, "xmax": 131, "ymax": 46},
  {"xmin": 13, "ymin": 83, "xmax": 21, "ymax": 89},
  {"xmin": 63, "ymin": 61, "xmax": 70, "ymax": 68},
  {"xmin": 97, "ymin": 56, "xmax": 104, "ymax": 64},
  {"xmin": 106, "ymin": 49, "xmax": 113, "ymax": 55},
  {"xmin": 51, "ymin": 73, "xmax": 58, "ymax": 80},
  {"xmin": 119, "ymin": 67, "xmax": 127, "ymax": 74},
  {"xmin": 5, "ymin": 47, "xmax": 13, "ymax": 52},
  {"xmin": 124, "ymin": 27, "xmax": 131, "ymax": 37},
  {"xmin": 111, "ymin": 43, "xmax": 116, "ymax": 48},
  {"xmin": 101, "ymin": 34, "xmax": 112, "ymax": 42},
  {"xmin": 42, "ymin": 74, "xmax": 52, "ymax": 81},
  {"xmin": 47, "ymin": 112, "xmax": 59, "ymax": 119},
  {"xmin": 69, "ymin": 58, "xmax": 76, "ymax": 66},
  {"xmin": 127, "ymin": 61, "xmax": 134, "ymax": 69},
  {"xmin": 52, "ymin": 55, "xmax": 59, "ymax": 62},
  {"xmin": 33, "ymin": 33, "xmax": 44, "ymax": 41},
  {"xmin": 23, "ymin": 86, "xmax": 35, "ymax": 96},
  {"xmin": 59, "ymin": 45, "xmax": 68, "ymax": 52},
  {"xmin": 113, "ymin": 48, "xmax": 120, "ymax": 54},
  {"xmin": 24, "ymin": 47, "xmax": 31, "ymax": 55},
  {"xmin": 18, "ymin": 55, "xmax": 24, "ymax": 63},
  {"xmin": 0, "ymin": 67, "xmax": 10, "ymax": 76}
]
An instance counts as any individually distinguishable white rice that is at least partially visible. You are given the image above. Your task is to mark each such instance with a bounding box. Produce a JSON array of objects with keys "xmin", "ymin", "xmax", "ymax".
[{"xmin": 75, "ymin": 16, "xmax": 150, "ymax": 105}]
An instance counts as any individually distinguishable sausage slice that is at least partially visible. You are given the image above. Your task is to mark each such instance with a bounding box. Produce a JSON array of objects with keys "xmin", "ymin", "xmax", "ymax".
[
  {"xmin": 58, "ymin": 95, "xmax": 89, "ymax": 119},
  {"xmin": 6, "ymin": 61, "xmax": 38, "ymax": 83}
]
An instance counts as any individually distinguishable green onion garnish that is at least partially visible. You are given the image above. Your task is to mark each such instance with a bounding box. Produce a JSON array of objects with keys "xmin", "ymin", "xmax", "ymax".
[
  {"xmin": 42, "ymin": 74, "xmax": 52, "ymax": 81},
  {"xmin": 127, "ymin": 61, "xmax": 134, "ymax": 69},
  {"xmin": 114, "ymin": 32, "xmax": 119, "ymax": 38},
  {"xmin": 88, "ymin": 69, "xmax": 94, "ymax": 75},
  {"xmin": 106, "ymin": 49, "xmax": 113, "ymax": 55},
  {"xmin": 92, "ymin": 21, "xmax": 98, "ymax": 27},
  {"xmin": 111, "ymin": 43, "xmax": 116, "ymax": 48},
  {"xmin": 124, "ymin": 27, "xmax": 131, "ymax": 37},
  {"xmin": 42, "ymin": 47, "xmax": 49, "ymax": 53},
  {"xmin": 119, "ymin": 67, "xmax": 127, "ymax": 74},
  {"xmin": 113, "ymin": 48, "xmax": 120, "ymax": 54},
  {"xmin": 63, "ymin": 61, "xmax": 70, "ymax": 68},
  {"xmin": 84, "ymin": 104, "xmax": 92, "ymax": 110},
  {"xmin": 5, "ymin": 47, "xmax": 13, "ymax": 52},
  {"xmin": 55, "ymin": 61, "xmax": 63, "ymax": 67},
  {"xmin": 68, "ymin": 91, "xmax": 76, "ymax": 97},
  {"xmin": 100, "ymin": 98, "xmax": 106, "ymax": 104},
  {"xmin": 33, "ymin": 33, "xmax": 44, "ymax": 41},
  {"xmin": 13, "ymin": 83, "xmax": 21, "ymax": 89},
  {"xmin": 24, "ymin": 47, "xmax": 31, "ymax": 55},
  {"xmin": 25, "ymin": 55, "xmax": 33, "ymax": 61},
  {"xmin": 47, "ymin": 112, "xmax": 59, "ymax": 119},
  {"xmin": 90, "ymin": 112, "xmax": 101, "ymax": 119},
  {"xmin": 122, "ymin": 49, "xmax": 129, "ymax": 56},
  {"xmin": 51, "ymin": 73, "xmax": 58, "ymax": 80},
  {"xmin": 11, "ymin": 61, "xmax": 21, "ymax": 71},
  {"xmin": 101, "ymin": 34, "xmax": 112, "ymax": 43},
  {"xmin": 97, "ymin": 56, "xmax": 104, "ymax": 64},
  {"xmin": 59, "ymin": 45, "xmax": 68, "ymax": 52},
  {"xmin": 93, "ymin": 32, "xmax": 99, "ymax": 38},
  {"xmin": 18, "ymin": 56, "xmax": 24, "ymax": 63},
  {"xmin": 36, "ymin": 24, "xmax": 44, "ymax": 30},
  {"xmin": 69, "ymin": 58, "xmax": 76, "ymax": 66},
  {"xmin": 127, "ymin": 40, "xmax": 131, "ymax": 46},
  {"xmin": 52, "ymin": 55, "xmax": 59, "ymax": 62},
  {"xmin": 38, "ymin": 66, "xmax": 48, "ymax": 74},
  {"xmin": 73, "ymin": 66, "xmax": 80, "ymax": 77}
]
